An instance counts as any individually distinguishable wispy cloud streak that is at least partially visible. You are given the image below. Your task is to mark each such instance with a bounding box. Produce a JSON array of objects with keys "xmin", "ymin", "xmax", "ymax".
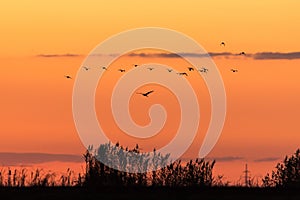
[
  {"xmin": 127, "ymin": 52, "xmax": 234, "ymax": 58},
  {"xmin": 0, "ymin": 152, "xmax": 83, "ymax": 166},
  {"xmin": 36, "ymin": 51, "xmax": 300, "ymax": 60},
  {"xmin": 214, "ymin": 156, "xmax": 244, "ymax": 162},
  {"xmin": 127, "ymin": 51, "xmax": 300, "ymax": 60},
  {"xmin": 253, "ymin": 157, "xmax": 280, "ymax": 162},
  {"xmin": 36, "ymin": 53, "xmax": 81, "ymax": 57},
  {"xmin": 207, "ymin": 156, "xmax": 244, "ymax": 162},
  {"xmin": 253, "ymin": 52, "xmax": 300, "ymax": 60}
]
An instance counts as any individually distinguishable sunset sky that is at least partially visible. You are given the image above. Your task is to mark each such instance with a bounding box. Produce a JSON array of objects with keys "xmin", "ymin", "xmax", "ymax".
[{"xmin": 1, "ymin": 0, "xmax": 300, "ymax": 184}]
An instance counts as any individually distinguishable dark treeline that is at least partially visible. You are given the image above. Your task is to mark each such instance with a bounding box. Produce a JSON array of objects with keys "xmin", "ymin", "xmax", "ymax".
[
  {"xmin": 83, "ymin": 143, "xmax": 299, "ymax": 188},
  {"xmin": 0, "ymin": 143, "xmax": 299, "ymax": 188}
]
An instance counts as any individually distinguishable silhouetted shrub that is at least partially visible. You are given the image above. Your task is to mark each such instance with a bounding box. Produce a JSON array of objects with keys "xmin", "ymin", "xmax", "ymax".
[
  {"xmin": 83, "ymin": 142, "xmax": 215, "ymax": 187},
  {"xmin": 262, "ymin": 149, "xmax": 300, "ymax": 188}
]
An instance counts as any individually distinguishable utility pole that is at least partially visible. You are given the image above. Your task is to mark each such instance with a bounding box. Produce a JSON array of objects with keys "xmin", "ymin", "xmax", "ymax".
[{"xmin": 243, "ymin": 164, "xmax": 250, "ymax": 187}]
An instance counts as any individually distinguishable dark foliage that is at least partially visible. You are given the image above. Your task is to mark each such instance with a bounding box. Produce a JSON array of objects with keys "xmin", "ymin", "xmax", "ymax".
[
  {"xmin": 83, "ymin": 142, "xmax": 215, "ymax": 187},
  {"xmin": 0, "ymin": 168, "xmax": 82, "ymax": 187},
  {"xmin": 262, "ymin": 149, "xmax": 300, "ymax": 188}
]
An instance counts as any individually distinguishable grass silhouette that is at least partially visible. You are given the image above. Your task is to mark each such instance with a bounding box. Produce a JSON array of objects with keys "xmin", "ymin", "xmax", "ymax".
[
  {"xmin": 0, "ymin": 144, "xmax": 298, "ymax": 199},
  {"xmin": 83, "ymin": 143, "xmax": 215, "ymax": 187}
]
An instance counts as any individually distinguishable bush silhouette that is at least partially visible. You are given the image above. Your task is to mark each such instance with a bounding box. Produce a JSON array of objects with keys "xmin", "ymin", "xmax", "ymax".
[
  {"xmin": 262, "ymin": 149, "xmax": 300, "ymax": 188},
  {"xmin": 83, "ymin": 142, "xmax": 215, "ymax": 187}
]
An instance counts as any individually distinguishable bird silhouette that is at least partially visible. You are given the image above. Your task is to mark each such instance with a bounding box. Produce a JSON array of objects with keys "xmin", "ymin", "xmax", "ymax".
[
  {"xmin": 187, "ymin": 67, "xmax": 194, "ymax": 71},
  {"xmin": 65, "ymin": 75, "xmax": 72, "ymax": 79},
  {"xmin": 239, "ymin": 52, "xmax": 246, "ymax": 55},
  {"xmin": 230, "ymin": 69, "xmax": 238, "ymax": 72},
  {"xmin": 83, "ymin": 66, "xmax": 90, "ymax": 71},
  {"xmin": 198, "ymin": 67, "xmax": 208, "ymax": 73},
  {"xmin": 147, "ymin": 67, "xmax": 154, "ymax": 71},
  {"xmin": 134, "ymin": 64, "xmax": 139, "ymax": 67},
  {"xmin": 177, "ymin": 72, "xmax": 188, "ymax": 76},
  {"xmin": 118, "ymin": 69, "xmax": 126, "ymax": 72},
  {"xmin": 220, "ymin": 41, "xmax": 226, "ymax": 46},
  {"xmin": 102, "ymin": 66, "xmax": 108, "ymax": 70},
  {"xmin": 167, "ymin": 68, "xmax": 173, "ymax": 72},
  {"xmin": 136, "ymin": 90, "xmax": 154, "ymax": 97}
]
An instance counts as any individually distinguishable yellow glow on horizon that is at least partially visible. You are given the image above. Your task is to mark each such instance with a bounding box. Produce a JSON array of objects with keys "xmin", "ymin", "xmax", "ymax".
[{"xmin": 0, "ymin": 1, "xmax": 300, "ymax": 56}]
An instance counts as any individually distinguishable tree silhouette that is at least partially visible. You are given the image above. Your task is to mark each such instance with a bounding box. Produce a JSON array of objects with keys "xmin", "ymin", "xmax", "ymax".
[{"xmin": 262, "ymin": 149, "xmax": 300, "ymax": 188}]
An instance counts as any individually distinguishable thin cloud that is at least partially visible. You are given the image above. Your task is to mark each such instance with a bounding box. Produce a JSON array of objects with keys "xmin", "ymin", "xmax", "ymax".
[
  {"xmin": 253, "ymin": 52, "xmax": 300, "ymax": 60},
  {"xmin": 89, "ymin": 53, "xmax": 120, "ymax": 57},
  {"xmin": 127, "ymin": 52, "xmax": 235, "ymax": 58},
  {"xmin": 209, "ymin": 52, "xmax": 235, "ymax": 57},
  {"xmin": 253, "ymin": 157, "xmax": 280, "ymax": 162},
  {"xmin": 204, "ymin": 156, "xmax": 244, "ymax": 162},
  {"xmin": 128, "ymin": 52, "xmax": 181, "ymax": 58},
  {"xmin": 0, "ymin": 152, "xmax": 83, "ymax": 166},
  {"xmin": 212, "ymin": 156, "xmax": 244, "ymax": 162},
  {"xmin": 36, "ymin": 53, "xmax": 81, "ymax": 58},
  {"xmin": 36, "ymin": 51, "xmax": 300, "ymax": 60},
  {"xmin": 128, "ymin": 51, "xmax": 300, "ymax": 60}
]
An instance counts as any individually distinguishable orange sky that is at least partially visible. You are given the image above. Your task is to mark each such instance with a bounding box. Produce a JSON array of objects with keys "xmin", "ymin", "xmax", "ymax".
[{"xmin": 0, "ymin": 0, "xmax": 300, "ymax": 183}]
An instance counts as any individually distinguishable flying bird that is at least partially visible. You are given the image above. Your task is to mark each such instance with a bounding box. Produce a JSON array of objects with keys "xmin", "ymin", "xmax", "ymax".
[
  {"xmin": 230, "ymin": 69, "xmax": 238, "ymax": 73},
  {"xmin": 220, "ymin": 41, "xmax": 226, "ymax": 46},
  {"xmin": 239, "ymin": 52, "xmax": 246, "ymax": 55},
  {"xmin": 102, "ymin": 66, "xmax": 108, "ymax": 70},
  {"xmin": 64, "ymin": 75, "xmax": 72, "ymax": 79},
  {"xmin": 134, "ymin": 64, "xmax": 139, "ymax": 67},
  {"xmin": 198, "ymin": 67, "xmax": 208, "ymax": 73},
  {"xmin": 177, "ymin": 72, "xmax": 188, "ymax": 76},
  {"xmin": 83, "ymin": 66, "xmax": 90, "ymax": 71},
  {"xmin": 187, "ymin": 67, "xmax": 194, "ymax": 71},
  {"xmin": 136, "ymin": 90, "xmax": 154, "ymax": 97},
  {"xmin": 118, "ymin": 69, "xmax": 126, "ymax": 72},
  {"xmin": 167, "ymin": 68, "xmax": 173, "ymax": 72},
  {"xmin": 147, "ymin": 67, "xmax": 154, "ymax": 71}
]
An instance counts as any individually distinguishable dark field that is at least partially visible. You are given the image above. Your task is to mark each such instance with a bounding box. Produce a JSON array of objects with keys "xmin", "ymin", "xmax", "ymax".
[{"xmin": 0, "ymin": 187, "xmax": 299, "ymax": 200}]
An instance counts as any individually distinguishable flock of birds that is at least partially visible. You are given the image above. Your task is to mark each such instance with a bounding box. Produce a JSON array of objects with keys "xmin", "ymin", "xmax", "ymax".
[{"xmin": 65, "ymin": 41, "xmax": 244, "ymax": 97}]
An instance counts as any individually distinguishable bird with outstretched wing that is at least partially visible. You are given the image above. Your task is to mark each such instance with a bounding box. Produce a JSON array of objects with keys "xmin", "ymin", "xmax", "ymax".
[{"xmin": 136, "ymin": 90, "xmax": 154, "ymax": 97}]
